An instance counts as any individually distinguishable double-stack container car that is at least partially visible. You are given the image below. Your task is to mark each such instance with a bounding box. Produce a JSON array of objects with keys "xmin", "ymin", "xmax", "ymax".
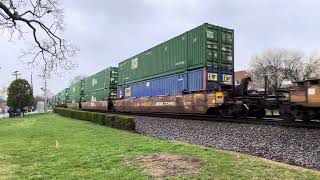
[
  {"xmin": 53, "ymin": 23, "xmax": 320, "ymax": 121},
  {"xmin": 67, "ymin": 80, "xmax": 84, "ymax": 109},
  {"xmin": 118, "ymin": 23, "xmax": 234, "ymax": 99},
  {"xmin": 57, "ymin": 88, "xmax": 69, "ymax": 107},
  {"xmin": 115, "ymin": 23, "xmax": 235, "ymax": 114},
  {"xmin": 81, "ymin": 67, "xmax": 118, "ymax": 110},
  {"xmin": 52, "ymin": 94, "xmax": 58, "ymax": 107}
]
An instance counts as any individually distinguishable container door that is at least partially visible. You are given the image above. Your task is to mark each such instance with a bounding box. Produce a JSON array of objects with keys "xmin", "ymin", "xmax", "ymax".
[
  {"xmin": 205, "ymin": 25, "xmax": 220, "ymax": 69},
  {"xmin": 187, "ymin": 25, "xmax": 206, "ymax": 70},
  {"xmin": 220, "ymin": 28, "xmax": 234, "ymax": 86}
]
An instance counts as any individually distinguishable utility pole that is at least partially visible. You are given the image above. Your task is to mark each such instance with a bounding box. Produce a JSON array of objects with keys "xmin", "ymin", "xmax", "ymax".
[
  {"xmin": 39, "ymin": 74, "xmax": 48, "ymax": 112},
  {"xmin": 30, "ymin": 72, "xmax": 33, "ymax": 95},
  {"xmin": 44, "ymin": 76, "xmax": 47, "ymax": 111},
  {"xmin": 12, "ymin": 70, "xmax": 21, "ymax": 80}
]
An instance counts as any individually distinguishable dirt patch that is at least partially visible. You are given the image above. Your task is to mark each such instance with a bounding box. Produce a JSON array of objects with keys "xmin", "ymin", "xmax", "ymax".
[
  {"xmin": 127, "ymin": 153, "xmax": 203, "ymax": 178},
  {"xmin": 0, "ymin": 163, "xmax": 18, "ymax": 179},
  {"xmin": 0, "ymin": 154, "xmax": 18, "ymax": 178}
]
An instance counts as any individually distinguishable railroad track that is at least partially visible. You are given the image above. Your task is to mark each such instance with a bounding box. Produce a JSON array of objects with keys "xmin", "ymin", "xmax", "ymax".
[{"xmin": 83, "ymin": 109, "xmax": 320, "ymax": 129}]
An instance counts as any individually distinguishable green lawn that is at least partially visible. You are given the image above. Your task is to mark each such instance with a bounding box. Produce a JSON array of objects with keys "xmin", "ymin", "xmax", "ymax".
[{"xmin": 0, "ymin": 113, "xmax": 319, "ymax": 179}]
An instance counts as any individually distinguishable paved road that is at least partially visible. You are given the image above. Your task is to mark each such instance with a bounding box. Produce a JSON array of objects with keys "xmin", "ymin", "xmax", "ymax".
[
  {"xmin": 0, "ymin": 113, "xmax": 8, "ymax": 118},
  {"xmin": 0, "ymin": 111, "xmax": 48, "ymax": 119}
]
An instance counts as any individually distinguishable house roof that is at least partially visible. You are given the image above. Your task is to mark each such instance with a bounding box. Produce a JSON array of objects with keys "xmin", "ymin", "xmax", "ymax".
[{"xmin": 235, "ymin": 70, "xmax": 249, "ymax": 81}]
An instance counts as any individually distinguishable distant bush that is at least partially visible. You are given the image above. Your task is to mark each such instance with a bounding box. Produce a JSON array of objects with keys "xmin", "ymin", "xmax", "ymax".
[{"xmin": 53, "ymin": 108, "xmax": 135, "ymax": 131}]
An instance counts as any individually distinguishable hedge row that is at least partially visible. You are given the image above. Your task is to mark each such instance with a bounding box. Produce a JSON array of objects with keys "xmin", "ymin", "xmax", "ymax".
[{"xmin": 53, "ymin": 108, "xmax": 135, "ymax": 131}]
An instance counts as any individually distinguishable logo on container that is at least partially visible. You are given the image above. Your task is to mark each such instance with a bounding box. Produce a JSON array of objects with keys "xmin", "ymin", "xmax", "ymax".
[
  {"xmin": 155, "ymin": 102, "xmax": 176, "ymax": 106},
  {"xmin": 131, "ymin": 58, "xmax": 139, "ymax": 69},
  {"xmin": 223, "ymin": 74, "xmax": 232, "ymax": 83},
  {"xmin": 92, "ymin": 78, "xmax": 97, "ymax": 86},
  {"xmin": 175, "ymin": 61, "xmax": 185, "ymax": 66}
]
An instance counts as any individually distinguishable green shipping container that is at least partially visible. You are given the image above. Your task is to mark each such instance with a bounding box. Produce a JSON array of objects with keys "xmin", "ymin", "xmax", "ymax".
[
  {"xmin": 118, "ymin": 23, "xmax": 234, "ymax": 85},
  {"xmin": 58, "ymin": 88, "xmax": 69, "ymax": 105},
  {"xmin": 83, "ymin": 89, "xmax": 117, "ymax": 102},
  {"xmin": 52, "ymin": 95, "xmax": 57, "ymax": 106},
  {"xmin": 83, "ymin": 67, "xmax": 118, "ymax": 101},
  {"xmin": 55, "ymin": 94, "xmax": 59, "ymax": 105},
  {"xmin": 68, "ymin": 80, "xmax": 84, "ymax": 103}
]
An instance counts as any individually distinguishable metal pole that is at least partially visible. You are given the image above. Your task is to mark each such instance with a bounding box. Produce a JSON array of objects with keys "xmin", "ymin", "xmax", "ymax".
[
  {"xmin": 12, "ymin": 70, "xmax": 21, "ymax": 80},
  {"xmin": 264, "ymin": 75, "xmax": 268, "ymax": 99},
  {"xmin": 31, "ymin": 72, "xmax": 33, "ymax": 95},
  {"xmin": 38, "ymin": 74, "xmax": 48, "ymax": 112},
  {"xmin": 275, "ymin": 77, "xmax": 279, "ymax": 102},
  {"xmin": 44, "ymin": 75, "xmax": 47, "ymax": 112}
]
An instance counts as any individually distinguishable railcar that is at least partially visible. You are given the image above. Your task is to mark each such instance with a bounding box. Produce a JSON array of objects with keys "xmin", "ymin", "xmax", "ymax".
[
  {"xmin": 67, "ymin": 80, "xmax": 85, "ymax": 109},
  {"xmin": 81, "ymin": 67, "xmax": 118, "ymax": 111},
  {"xmin": 52, "ymin": 23, "xmax": 319, "ymax": 122},
  {"xmin": 279, "ymin": 79, "xmax": 320, "ymax": 121},
  {"xmin": 55, "ymin": 88, "xmax": 69, "ymax": 108},
  {"xmin": 114, "ymin": 91, "xmax": 225, "ymax": 114}
]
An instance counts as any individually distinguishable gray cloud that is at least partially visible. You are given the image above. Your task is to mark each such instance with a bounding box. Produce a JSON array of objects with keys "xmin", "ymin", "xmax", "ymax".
[{"xmin": 0, "ymin": 0, "xmax": 320, "ymax": 96}]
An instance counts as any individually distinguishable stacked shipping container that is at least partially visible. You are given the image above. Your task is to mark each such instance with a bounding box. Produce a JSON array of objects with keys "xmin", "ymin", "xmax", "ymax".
[
  {"xmin": 119, "ymin": 68, "xmax": 223, "ymax": 98},
  {"xmin": 68, "ymin": 80, "xmax": 84, "ymax": 104},
  {"xmin": 118, "ymin": 23, "xmax": 234, "ymax": 98},
  {"xmin": 83, "ymin": 67, "xmax": 118, "ymax": 102},
  {"xmin": 58, "ymin": 88, "xmax": 69, "ymax": 105}
]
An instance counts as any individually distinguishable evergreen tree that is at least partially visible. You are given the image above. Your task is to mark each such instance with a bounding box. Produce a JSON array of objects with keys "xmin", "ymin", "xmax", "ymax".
[{"xmin": 7, "ymin": 79, "xmax": 34, "ymax": 112}]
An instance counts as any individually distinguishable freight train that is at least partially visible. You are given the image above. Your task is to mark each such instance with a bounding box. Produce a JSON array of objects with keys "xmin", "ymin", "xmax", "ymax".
[{"xmin": 53, "ymin": 23, "xmax": 320, "ymax": 121}]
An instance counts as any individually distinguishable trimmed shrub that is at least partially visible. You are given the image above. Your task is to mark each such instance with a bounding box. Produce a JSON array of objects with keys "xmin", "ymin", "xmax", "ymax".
[
  {"xmin": 53, "ymin": 108, "xmax": 135, "ymax": 131},
  {"xmin": 105, "ymin": 115, "xmax": 115, "ymax": 127},
  {"xmin": 80, "ymin": 111, "xmax": 89, "ymax": 121},
  {"xmin": 90, "ymin": 112, "xmax": 99, "ymax": 123},
  {"xmin": 70, "ymin": 110, "xmax": 77, "ymax": 119},
  {"xmin": 114, "ymin": 116, "xmax": 135, "ymax": 130},
  {"xmin": 96, "ymin": 113, "xmax": 105, "ymax": 125}
]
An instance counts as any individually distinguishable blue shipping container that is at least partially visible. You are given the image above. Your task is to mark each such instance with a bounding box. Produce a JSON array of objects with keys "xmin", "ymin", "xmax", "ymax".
[{"xmin": 118, "ymin": 67, "xmax": 233, "ymax": 98}]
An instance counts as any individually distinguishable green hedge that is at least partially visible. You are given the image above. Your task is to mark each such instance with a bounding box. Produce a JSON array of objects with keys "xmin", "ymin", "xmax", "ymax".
[{"xmin": 53, "ymin": 108, "xmax": 135, "ymax": 131}]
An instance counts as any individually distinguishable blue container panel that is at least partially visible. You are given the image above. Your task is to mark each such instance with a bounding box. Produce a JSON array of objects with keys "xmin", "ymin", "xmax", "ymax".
[
  {"xmin": 118, "ymin": 67, "xmax": 232, "ymax": 98},
  {"xmin": 188, "ymin": 68, "xmax": 203, "ymax": 91},
  {"xmin": 119, "ymin": 72, "xmax": 189, "ymax": 98},
  {"xmin": 118, "ymin": 86, "xmax": 123, "ymax": 98}
]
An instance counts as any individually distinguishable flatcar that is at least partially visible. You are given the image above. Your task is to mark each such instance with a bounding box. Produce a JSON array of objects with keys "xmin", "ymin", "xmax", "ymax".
[{"xmin": 279, "ymin": 79, "xmax": 320, "ymax": 121}]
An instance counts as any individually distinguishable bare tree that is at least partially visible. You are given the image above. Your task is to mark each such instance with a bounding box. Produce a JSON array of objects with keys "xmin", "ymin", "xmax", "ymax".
[
  {"xmin": 249, "ymin": 48, "xmax": 288, "ymax": 91},
  {"xmin": 289, "ymin": 55, "xmax": 320, "ymax": 81},
  {"xmin": 249, "ymin": 48, "xmax": 320, "ymax": 92},
  {"xmin": 0, "ymin": 0, "xmax": 77, "ymax": 75}
]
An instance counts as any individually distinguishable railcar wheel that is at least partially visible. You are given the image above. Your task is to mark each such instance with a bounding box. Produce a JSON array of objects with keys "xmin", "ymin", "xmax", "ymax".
[
  {"xmin": 217, "ymin": 104, "xmax": 249, "ymax": 119},
  {"xmin": 299, "ymin": 110, "xmax": 316, "ymax": 122},
  {"xmin": 247, "ymin": 105, "xmax": 266, "ymax": 119},
  {"xmin": 279, "ymin": 105, "xmax": 295, "ymax": 121},
  {"xmin": 254, "ymin": 108, "xmax": 266, "ymax": 119},
  {"xmin": 231, "ymin": 104, "xmax": 249, "ymax": 119},
  {"xmin": 292, "ymin": 107, "xmax": 312, "ymax": 122},
  {"xmin": 280, "ymin": 113, "xmax": 295, "ymax": 122},
  {"xmin": 218, "ymin": 106, "xmax": 232, "ymax": 117}
]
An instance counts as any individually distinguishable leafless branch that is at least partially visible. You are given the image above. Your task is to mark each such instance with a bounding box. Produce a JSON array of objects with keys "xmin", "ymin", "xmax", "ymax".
[
  {"xmin": 249, "ymin": 48, "xmax": 320, "ymax": 92},
  {"xmin": 0, "ymin": 0, "xmax": 78, "ymax": 76}
]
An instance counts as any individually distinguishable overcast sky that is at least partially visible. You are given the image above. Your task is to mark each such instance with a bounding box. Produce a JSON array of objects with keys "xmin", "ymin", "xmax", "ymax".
[{"xmin": 1, "ymin": 0, "xmax": 320, "ymax": 97}]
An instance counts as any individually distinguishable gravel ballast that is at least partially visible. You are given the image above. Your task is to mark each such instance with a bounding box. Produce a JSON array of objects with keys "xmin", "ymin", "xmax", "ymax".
[{"xmin": 134, "ymin": 116, "xmax": 320, "ymax": 169}]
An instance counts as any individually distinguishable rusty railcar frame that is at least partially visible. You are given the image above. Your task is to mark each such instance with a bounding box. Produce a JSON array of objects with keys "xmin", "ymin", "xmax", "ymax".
[{"xmin": 114, "ymin": 91, "xmax": 225, "ymax": 114}]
